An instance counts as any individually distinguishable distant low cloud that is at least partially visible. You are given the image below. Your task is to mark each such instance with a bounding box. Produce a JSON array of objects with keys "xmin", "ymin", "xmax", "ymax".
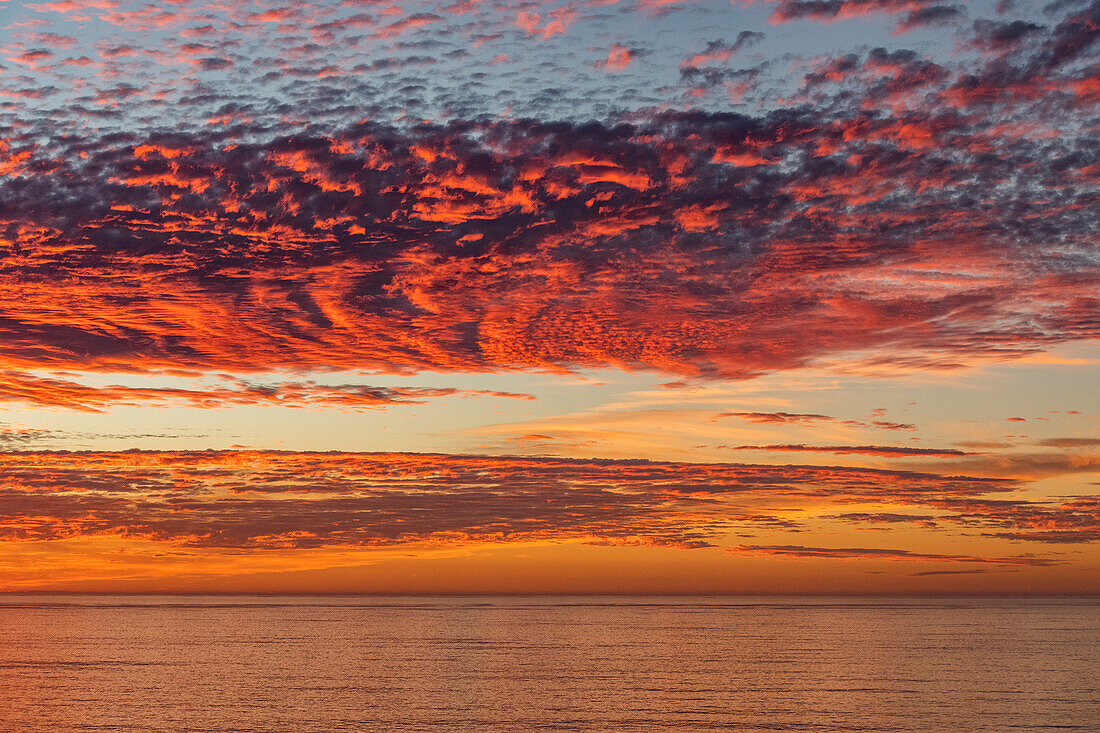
[
  {"xmin": 0, "ymin": 449, "xmax": 1031, "ymax": 550},
  {"xmin": 723, "ymin": 444, "xmax": 970, "ymax": 456},
  {"xmin": 1, "ymin": 450, "xmax": 1093, "ymax": 551},
  {"xmin": 730, "ymin": 543, "xmax": 1059, "ymax": 566}
]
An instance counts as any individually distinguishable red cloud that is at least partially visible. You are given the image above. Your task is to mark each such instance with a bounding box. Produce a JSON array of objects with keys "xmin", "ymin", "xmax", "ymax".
[{"xmin": 0, "ymin": 4, "xmax": 1094, "ymax": 388}]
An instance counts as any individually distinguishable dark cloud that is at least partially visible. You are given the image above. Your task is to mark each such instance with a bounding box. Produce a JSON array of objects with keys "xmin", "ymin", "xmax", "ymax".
[
  {"xmin": 967, "ymin": 19, "xmax": 1046, "ymax": 54},
  {"xmin": 894, "ymin": 4, "xmax": 965, "ymax": 34},
  {"xmin": 1041, "ymin": 0, "xmax": 1100, "ymax": 69}
]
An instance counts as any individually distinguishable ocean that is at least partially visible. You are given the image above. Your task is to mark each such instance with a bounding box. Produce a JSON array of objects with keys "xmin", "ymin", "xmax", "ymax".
[{"xmin": 1, "ymin": 596, "xmax": 1096, "ymax": 732}]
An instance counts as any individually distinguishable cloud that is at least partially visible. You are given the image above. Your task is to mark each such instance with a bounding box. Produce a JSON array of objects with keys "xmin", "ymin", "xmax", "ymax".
[
  {"xmin": 966, "ymin": 19, "xmax": 1046, "ymax": 55},
  {"xmin": 515, "ymin": 7, "xmax": 577, "ymax": 38},
  {"xmin": 1036, "ymin": 438, "xmax": 1100, "ymax": 448},
  {"xmin": 680, "ymin": 32, "xmax": 764, "ymax": 68},
  {"xmin": 985, "ymin": 529, "xmax": 1100, "ymax": 543},
  {"xmin": 376, "ymin": 12, "xmax": 442, "ymax": 39},
  {"xmin": 893, "ymin": 5, "xmax": 965, "ymax": 35},
  {"xmin": 0, "ymin": 2, "xmax": 1094, "ymax": 389},
  {"xmin": 898, "ymin": 451, "xmax": 1100, "ymax": 480},
  {"xmin": 0, "ymin": 450, "xmax": 1025, "ymax": 550},
  {"xmin": 0, "ymin": 423, "xmax": 201, "ymax": 447},
  {"xmin": 770, "ymin": 0, "xmax": 946, "ymax": 25},
  {"xmin": 0, "ymin": 0, "xmax": 1093, "ymax": 597},
  {"xmin": 0, "ymin": 372, "xmax": 534, "ymax": 412},
  {"xmin": 0, "ymin": 424, "xmax": 60, "ymax": 446},
  {"xmin": 717, "ymin": 412, "xmax": 835, "ymax": 424},
  {"xmin": 816, "ymin": 491, "xmax": 1100, "ymax": 544},
  {"xmin": 729, "ymin": 544, "xmax": 1059, "ymax": 566},
  {"xmin": 723, "ymin": 444, "xmax": 971, "ymax": 456},
  {"xmin": 595, "ymin": 42, "xmax": 634, "ymax": 70},
  {"xmin": 829, "ymin": 511, "xmax": 940, "ymax": 527},
  {"xmin": 921, "ymin": 495, "xmax": 1100, "ymax": 543},
  {"xmin": 910, "ymin": 568, "xmax": 1005, "ymax": 576},
  {"xmin": 716, "ymin": 412, "xmax": 915, "ymax": 430}
]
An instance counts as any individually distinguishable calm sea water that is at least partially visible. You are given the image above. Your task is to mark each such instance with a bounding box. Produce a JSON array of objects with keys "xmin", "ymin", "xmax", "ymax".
[{"xmin": 0, "ymin": 596, "xmax": 1096, "ymax": 732}]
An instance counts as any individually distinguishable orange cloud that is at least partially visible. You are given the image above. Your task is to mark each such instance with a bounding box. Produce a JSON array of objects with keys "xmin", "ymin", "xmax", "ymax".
[
  {"xmin": 0, "ymin": 449, "xmax": 1026, "ymax": 550},
  {"xmin": 0, "ymin": 372, "xmax": 534, "ymax": 412}
]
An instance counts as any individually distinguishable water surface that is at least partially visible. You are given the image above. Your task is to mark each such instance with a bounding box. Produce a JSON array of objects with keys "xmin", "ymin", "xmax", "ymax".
[{"xmin": 1, "ymin": 595, "xmax": 1097, "ymax": 731}]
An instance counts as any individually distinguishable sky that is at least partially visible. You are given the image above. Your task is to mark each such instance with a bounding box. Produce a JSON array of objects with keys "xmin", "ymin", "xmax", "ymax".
[{"xmin": 0, "ymin": 0, "xmax": 1097, "ymax": 594}]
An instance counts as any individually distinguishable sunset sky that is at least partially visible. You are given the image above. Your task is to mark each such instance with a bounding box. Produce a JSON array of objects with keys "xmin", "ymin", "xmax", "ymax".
[{"xmin": 0, "ymin": 0, "xmax": 1097, "ymax": 593}]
